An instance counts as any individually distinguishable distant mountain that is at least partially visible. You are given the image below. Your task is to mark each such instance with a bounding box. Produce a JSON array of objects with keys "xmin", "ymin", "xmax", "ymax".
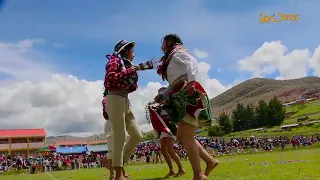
[{"xmin": 210, "ymin": 76, "xmax": 320, "ymax": 115}]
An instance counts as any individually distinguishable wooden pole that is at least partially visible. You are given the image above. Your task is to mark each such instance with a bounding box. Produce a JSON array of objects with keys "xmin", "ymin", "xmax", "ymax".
[{"xmin": 27, "ymin": 137, "xmax": 30, "ymax": 158}]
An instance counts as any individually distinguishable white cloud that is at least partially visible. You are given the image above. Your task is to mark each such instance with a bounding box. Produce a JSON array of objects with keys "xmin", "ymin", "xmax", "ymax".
[
  {"xmin": 197, "ymin": 62, "xmax": 229, "ymax": 98},
  {"xmin": 193, "ymin": 48, "xmax": 209, "ymax": 59},
  {"xmin": 0, "ymin": 39, "xmax": 55, "ymax": 81},
  {"xmin": 0, "ymin": 40, "xmax": 230, "ymax": 136},
  {"xmin": 237, "ymin": 41, "xmax": 320, "ymax": 79}
]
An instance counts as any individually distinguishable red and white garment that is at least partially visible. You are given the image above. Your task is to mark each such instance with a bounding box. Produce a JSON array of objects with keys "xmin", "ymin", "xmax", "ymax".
[
  {"xmin": 102, "ymin": 96, "xmax": 109, "ymax": 120},
  {"xmin": 148, "ymin": 103, "xmax": 176, "ymax": 139},
  {"xmin": 102, "ymin": 96, "xmax": 112, "ymax": 137}
]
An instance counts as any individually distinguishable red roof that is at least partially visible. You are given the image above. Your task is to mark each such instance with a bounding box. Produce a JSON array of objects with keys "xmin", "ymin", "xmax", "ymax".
[
  {"xmin": 54, "ymin": 140, "xmax": 87, "ymax": 147},
  {"xmin": 0, "ymin": 128, "xmax": 46, "ymax": 138},
  {"xmin": 87, "ymin": 140, "xmax": 108, "ymax": 145}
]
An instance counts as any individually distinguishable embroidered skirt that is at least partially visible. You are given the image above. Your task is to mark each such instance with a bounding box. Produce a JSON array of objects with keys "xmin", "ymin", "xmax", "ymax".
[
  {"xmin": 146, "ymin": 103, "xmax": 177, "ymax": 138},
  {"xmin": 161, "ymin": 79, "xmax": 213, "ymax": 126}
]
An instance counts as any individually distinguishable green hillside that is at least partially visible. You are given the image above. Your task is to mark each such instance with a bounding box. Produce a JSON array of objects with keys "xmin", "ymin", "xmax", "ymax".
[
  {"xmin": 210, "ymin": 76, "xmax": 320, "ymax": 115},
  {"xmin": 198, "ymin": 100, "xmax": 320, "ymax": 137},
  {"xmin": 283, "ymin": 100, "xmax": 320, "ymax": 124},
  {"xmin": 286, "ymin": 101, "xmax": 320, "ymax": 117}
]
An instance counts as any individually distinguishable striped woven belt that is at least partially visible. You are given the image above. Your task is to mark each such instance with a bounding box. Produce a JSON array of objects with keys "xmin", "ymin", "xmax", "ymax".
[{"xmin": 170, "ymin": 74, "xmax": 188, "ymax": 89}]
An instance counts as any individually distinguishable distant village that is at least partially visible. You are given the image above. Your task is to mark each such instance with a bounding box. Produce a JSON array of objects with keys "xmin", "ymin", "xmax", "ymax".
[{"xmin": 281, "ymin": 89, "xmax": 320, "ymax": 106}]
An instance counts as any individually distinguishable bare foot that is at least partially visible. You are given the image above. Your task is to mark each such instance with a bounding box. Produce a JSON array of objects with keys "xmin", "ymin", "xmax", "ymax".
[
  {"xmin": 121, "ymin": 167, "xmax": 129, "ymax": 178},
  {"xmin": 109, "ymin": 170, "xmax": 115, "ymax": 180},
  {"xmin": 164, "ymin": 171, "xmax": 175, "ymax": 178},
  {"xmin": 114, "ymin": 177, "xmax": 126, "ymax": 180},
  {"xmin": 193, "ymin": 175, "xmax": 207, "ymax": 180},
  {"xmin": 204, "ymin": 159, "xmax": 219, "ymax": 176},
  {"xmin": 174, "ymin": 169, "xmax": 185, "ymax": 177},
  {"xmin": 109, "ymin": 174, "xmax": 115, "ymax": 180}
]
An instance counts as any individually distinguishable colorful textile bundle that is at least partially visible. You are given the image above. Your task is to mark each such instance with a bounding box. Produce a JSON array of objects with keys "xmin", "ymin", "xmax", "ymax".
[
  {"xmin": 161, "ymin": 81, "xmax": 213, "ymax": 126},
  {"xmin": 146, "ymin": 102, "xmax": 177, "ymax": 138}
]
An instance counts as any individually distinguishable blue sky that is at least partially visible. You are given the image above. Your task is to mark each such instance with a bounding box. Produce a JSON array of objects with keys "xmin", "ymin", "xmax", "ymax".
[{"xmin": 0, "ymin": 0, "xmax": 319, "ymax": 86}]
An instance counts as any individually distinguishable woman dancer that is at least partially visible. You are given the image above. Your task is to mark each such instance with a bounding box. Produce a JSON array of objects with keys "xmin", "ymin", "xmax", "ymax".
[
  {"xmin": 154, "ymin": 34, "xmax": 219, "ymax": 180},
  {"xmin": 147, "ymin": 87, "xmax": 185, "ymax": 178},
  {"xmin": 104, "ymin": 40, "xmax": 143, "ymax": 180}
]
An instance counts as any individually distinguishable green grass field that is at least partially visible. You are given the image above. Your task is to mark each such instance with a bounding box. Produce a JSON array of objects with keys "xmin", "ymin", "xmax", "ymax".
[{"xmin": 3, "ymin": 147, "xmax": 320, "ymax": 180}]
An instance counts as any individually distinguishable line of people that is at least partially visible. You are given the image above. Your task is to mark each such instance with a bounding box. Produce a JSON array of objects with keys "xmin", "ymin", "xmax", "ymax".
[
  {"xmin": 1, "ymin": 134, "xmax": 318, "ymax": 176},
  {"xmin": 0, "ymin": 153, "xmax": 107, "ymax": 175},
  {"xmin": 101, "ymin": 34, "xmax": 219, "ymax": 180}
]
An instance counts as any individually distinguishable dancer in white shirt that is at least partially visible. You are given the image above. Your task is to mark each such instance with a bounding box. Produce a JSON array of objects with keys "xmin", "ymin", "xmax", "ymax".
[{"xmin": 154, "ymin": 34, "xmax": 219, "ymax": 180}]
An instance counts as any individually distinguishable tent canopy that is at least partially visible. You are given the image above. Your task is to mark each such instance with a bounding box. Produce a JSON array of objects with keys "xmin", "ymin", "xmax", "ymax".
[
  {"xmin": 38, "ymin": 145, "xmax": 56, "ymax": 152},
  {"xmin": 56, "ymin": 146, "xmax": 87, "ymax": 154},
  {"xmin": 87, "ymin": 144, "xmax": 108, "ymax": 153}
]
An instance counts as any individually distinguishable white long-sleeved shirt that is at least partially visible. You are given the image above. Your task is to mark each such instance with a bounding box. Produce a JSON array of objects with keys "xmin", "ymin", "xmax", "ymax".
[{"xmin": 160, "ymin": 49, "xmax": 199, "ymax": 97}]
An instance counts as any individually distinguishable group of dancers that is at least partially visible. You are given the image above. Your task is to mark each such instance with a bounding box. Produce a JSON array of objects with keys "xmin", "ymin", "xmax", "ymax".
[{"xmin": 100, "ymin": 34, "xmax": 219, "ymax": 180}]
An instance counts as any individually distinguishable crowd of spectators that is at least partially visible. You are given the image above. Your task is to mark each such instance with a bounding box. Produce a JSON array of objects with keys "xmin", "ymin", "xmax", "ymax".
[
  {"xmin": 131, "ymin": 134, "xmax": 319, "ymax": 161},
  {"xmin": 130, "ymin": 141, "xmax": 187, "ymax": 163},
  {"xmin": 1, "ymin": 134, "xmax": 319, "ymax": 175},
  {"xmin": 0, "ymin": 152, "xmax": 105, "ymax": 175},
  {"xmin": 197, "ymin": 134, "xmax": 319, "ymax": 155}
]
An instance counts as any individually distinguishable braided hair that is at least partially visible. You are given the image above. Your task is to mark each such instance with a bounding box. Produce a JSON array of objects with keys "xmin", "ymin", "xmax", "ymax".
[
  {"xmin": 157, "ymin": 34, "xmax": 185, "ymax": 80},
  {"xmin": 162, "ymin": 33, "xmax": 183, "ymax": 50}
]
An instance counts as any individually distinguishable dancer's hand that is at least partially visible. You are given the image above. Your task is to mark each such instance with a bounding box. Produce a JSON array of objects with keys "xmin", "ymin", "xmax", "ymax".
[
  {"xmin": 154, "ymin": 94, "xmax": 163, "ymax": 103},
  {"xmin": 186, "ymin": 81, "xmax": 196, "ymax": 96},
  {"xmin": 130, "ymin": 66, "xmax": 138, "ymax": 71}
]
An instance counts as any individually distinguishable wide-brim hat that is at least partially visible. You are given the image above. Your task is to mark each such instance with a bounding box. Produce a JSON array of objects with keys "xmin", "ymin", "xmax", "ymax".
[{"xmin": 114, "ymin": 40, "xmax": 135, "ymax": 53}]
